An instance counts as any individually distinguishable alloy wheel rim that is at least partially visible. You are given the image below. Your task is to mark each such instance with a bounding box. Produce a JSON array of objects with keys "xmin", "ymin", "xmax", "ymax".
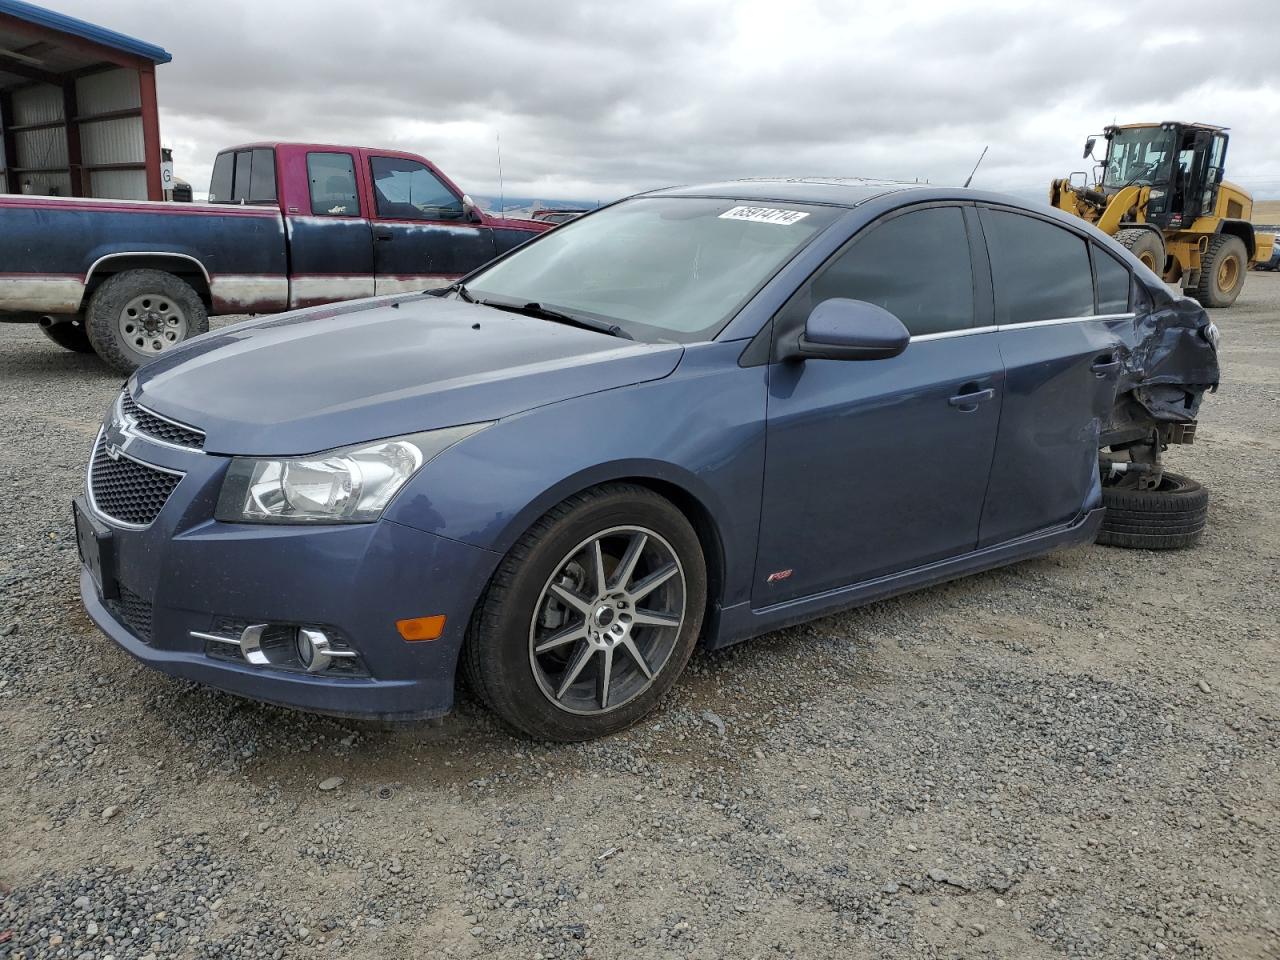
[
  {"xmin": 529, "ymin": 525, "xmax": 686, "ymax": 716},
  {"xmin": 118, "ymin": 294, "xmax": 189, "ymax": 354}
]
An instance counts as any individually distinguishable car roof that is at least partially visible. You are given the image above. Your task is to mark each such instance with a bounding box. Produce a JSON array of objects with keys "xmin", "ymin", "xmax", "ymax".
[{"xmin": 641, "ymin": 178, "xmax": 928, "ymax": 207}]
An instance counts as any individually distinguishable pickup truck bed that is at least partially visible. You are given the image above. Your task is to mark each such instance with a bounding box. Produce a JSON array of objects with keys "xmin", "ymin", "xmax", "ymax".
[{"xmin": 0, "ymin": 141, "xmax": 550, "ymax": 370}]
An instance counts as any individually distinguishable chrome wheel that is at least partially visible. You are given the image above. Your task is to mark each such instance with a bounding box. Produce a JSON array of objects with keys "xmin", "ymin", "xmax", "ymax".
[
  {"xmin": 529, "ymin": 525, "xmax": 686, "ymax": 715},
  {"xmin": 118, "ymin": 293, "xmax": 189, "ymax": 354}
]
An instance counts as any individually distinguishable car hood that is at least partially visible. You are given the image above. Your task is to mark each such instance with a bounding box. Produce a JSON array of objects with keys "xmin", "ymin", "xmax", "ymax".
[{"xmin": 132, "ymin": 295, "xmax": 683, "ymax": 456}]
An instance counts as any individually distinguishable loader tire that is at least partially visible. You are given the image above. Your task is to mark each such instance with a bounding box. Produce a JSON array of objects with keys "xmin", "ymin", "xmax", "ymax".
[
  {"xmin": 86, "ymin": 269, "xmax": 209, "ymax": 373},
  {"xmin": 1117, "ymin": 229, "xmax": 1166, "ymax": 275},
  {"xmin": 1192, "ymin": 235, "xmax": 1247, "ymax": 307},
  {"xmin": 1097, "ymin": 472, "xmax": 1208, "ymax": 550}
]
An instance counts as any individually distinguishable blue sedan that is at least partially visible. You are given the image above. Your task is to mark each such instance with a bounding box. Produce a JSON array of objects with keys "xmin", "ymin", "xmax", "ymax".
[{"xmin": 75, "ymin": 181, "xmax": 1220, "ymax": 740}]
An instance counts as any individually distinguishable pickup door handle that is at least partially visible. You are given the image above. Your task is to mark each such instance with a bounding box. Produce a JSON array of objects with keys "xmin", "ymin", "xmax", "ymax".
[
  {"xmin": 1091, "ymin": 354, "xmax": 1121, "ymax": 377},
  {"xmin": 948, "ymin": 387, "xmax": 995, "ymax": 410},
  {"xmin": 373, "ymin": 226, "xmax": 394, "ymax": 241}
]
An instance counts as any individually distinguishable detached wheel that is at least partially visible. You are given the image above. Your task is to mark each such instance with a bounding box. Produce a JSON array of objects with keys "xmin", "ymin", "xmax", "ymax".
[
  {"xmin": 463, "ymin": 484, "xmax": 706, "ymax": 741},
  {"xmin": 1097, "ymin": 472, "xmax": 1208, "ymax": 550},
  {"xmin": 39, "ymin": 316, "xmax": 94, "ymax": 353},
  {"xmin": 1192, "ymin": 235, "xmax": 1248, "ymax": 307},
  {"xmin": 1117, "ymin": 228, "xmax": 1166, "ymax": 275},
  {"xmin": 86, "ymin": 269, "xmax": 209, "ymax": 372}
]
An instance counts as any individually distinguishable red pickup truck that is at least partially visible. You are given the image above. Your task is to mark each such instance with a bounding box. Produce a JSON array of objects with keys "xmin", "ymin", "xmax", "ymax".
[{"xmin": 0, "ymin": 142, "xmax": 551, "ymax": 370}]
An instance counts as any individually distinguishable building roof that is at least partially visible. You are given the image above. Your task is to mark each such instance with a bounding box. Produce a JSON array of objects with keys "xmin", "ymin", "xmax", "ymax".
[{"xmin": 0, "ymin": 0, "xmax": 171, "ymax": 64}]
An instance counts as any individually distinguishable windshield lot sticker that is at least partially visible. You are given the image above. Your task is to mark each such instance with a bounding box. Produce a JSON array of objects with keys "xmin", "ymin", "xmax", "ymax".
[{"xmin": 719, "ymin": 206, "xmax": 810, "ymax": 226}]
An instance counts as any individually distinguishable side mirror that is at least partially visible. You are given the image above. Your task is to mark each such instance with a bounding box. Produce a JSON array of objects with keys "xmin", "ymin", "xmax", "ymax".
[
  {"xmin": 462, "ymin": 194, "xmax": 483, "ymax": 223},
  {"xmin": 791, "ymin": 298, "xmax": 910, "ymax": 362},
  {"xmin": 1083, "ymin": 136, "xmax": 1097, "ymax": 160}
]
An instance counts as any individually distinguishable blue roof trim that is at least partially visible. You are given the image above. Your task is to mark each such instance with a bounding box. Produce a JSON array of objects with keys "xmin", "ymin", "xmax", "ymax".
[{"xmin": 0, "ymin": 0, "xmax": 171, "ymax": 64}]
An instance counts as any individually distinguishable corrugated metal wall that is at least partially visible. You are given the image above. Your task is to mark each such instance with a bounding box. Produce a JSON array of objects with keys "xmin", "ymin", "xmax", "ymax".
[
  {"xmin": 78, "ymin": 69, "xmax": 146, "ymax": 200},
  {"xmin": 10, "ymin": 85, "xmax": 71, "ymax": 197}
]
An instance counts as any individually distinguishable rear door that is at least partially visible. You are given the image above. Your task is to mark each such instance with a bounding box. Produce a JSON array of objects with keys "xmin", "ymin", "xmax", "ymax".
[
  {"xmin": 367, "ymin": 155, "xmax": 495, "ymax": 294},
  {"xmin": 976, "ymin": 207, "xmax": 1130, "ymax": 546},
  {"xmin": 288, "ymin": 150, "xmax": 375, "ymax": 308},
  {"xmin": 753, "ymin": 204, "xmax": 1004, "ymax": 605}
]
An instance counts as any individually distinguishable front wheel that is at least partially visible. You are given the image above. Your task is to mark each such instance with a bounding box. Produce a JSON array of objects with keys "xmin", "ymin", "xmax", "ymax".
[
  {"xmin": 85, "ymin": 269, "xmax": 209, "ymax": 372},
  {"xmin": 463, "ymin": 484, "xmax": 707, "ymax": 741}
]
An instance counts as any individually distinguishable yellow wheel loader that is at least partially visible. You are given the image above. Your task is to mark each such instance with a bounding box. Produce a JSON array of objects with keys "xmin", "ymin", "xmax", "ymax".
[{"xmin": 1050, "ymin": 122, "xmax": 1276, "ymax": 307}]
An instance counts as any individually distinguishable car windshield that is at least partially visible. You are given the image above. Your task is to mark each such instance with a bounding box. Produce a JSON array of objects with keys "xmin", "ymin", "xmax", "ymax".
[
  {"xmin": 465, "ymin": 196, "xmax": 839, "ymax": 342},
  {"xmin": 1103, "ymin": 128, "xmax": 1176, "ymax": 188}
]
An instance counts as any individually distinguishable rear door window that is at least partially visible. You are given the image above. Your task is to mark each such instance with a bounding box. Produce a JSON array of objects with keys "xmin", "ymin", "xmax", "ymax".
[
  {"xmin": 1092, "ymin": 246, "xmax": 1132, "ymax": 313},
  {"xmin": 307, "ymin": 152, "xmax": 360, "ymax": 217},
  {"xmin": 369, "ymin": 156, "xmax": 464, "ymax": 220},
  {"xmin": 982, "ymin": 209, "xmax": 1094, "ymax": 323},
  {"xmin": 248, "ymin": 148, "xmax": 277, "ymax": 203},
  {"xmin": 790, "ymin": 205, "xmax": 975, "ymax": 337}
]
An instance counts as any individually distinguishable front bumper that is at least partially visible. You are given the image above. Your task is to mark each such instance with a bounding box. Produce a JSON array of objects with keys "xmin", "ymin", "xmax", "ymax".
[{"xmin": 80, "ymin": 510, "xmax": 501, "ymax": 721}]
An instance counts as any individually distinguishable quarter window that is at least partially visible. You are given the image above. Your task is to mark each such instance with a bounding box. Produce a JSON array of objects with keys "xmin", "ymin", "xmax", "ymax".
[
  {"xmin": 1092, "ymin": 246, "xmax": 1131, "ymax": 313},
  {"xmin": 795, "ymin": 206, "xmax": 975, "ymax": 337},
  {"xmin": 248, "ymin": 148, "xmax": 277, "ymax": 203},
  {"xmin": 370, "ymin": 156, "xmax": 463, "ymax": 220},
  {"xmin": 307, "ymin": 152, "xmax": 360, "ymax": 217},
  {"xmin": 982, "ymin": 210, "xmax": 1094, "ymax": 324}
]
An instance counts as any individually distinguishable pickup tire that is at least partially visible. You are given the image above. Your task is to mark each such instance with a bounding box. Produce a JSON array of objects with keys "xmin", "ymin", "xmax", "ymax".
[
  {"xmin": 86, "ymin": 269, "xmax": 209, "ymax": 372},
  {"xmin": 39, "ymin": 317, "xmax": 94, "ymax": 353},
  {"xmin": 1097, "ymin": 473, "xmax": 1208, "ymax": 550}
]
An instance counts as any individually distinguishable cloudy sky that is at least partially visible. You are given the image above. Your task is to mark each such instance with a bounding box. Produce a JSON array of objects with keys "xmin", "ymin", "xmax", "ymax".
[{"xmin": 53, "ymin": 0, "xmax": 1280, "ymax": 205}]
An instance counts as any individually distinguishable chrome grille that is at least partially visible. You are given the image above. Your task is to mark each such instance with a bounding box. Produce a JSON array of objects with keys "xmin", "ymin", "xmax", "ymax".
[
  {"xmin": 121, "ymin": 393, "xmax": 205, "ymax": 450},
  {"xmin": 88, "ymin": 435, "xmax": 183, "ymax": 527}
]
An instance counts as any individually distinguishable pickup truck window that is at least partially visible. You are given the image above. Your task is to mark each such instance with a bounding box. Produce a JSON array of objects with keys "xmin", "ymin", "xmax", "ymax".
[
  {"xmin": 370, "ymin": 156, "xmax": 463, "ymax": 221},
  {"xmin": 209, "ymin": 148, "xmax": 277, "ymax": 204},
  {"xmin": 208, "ymin": 152, "xmax": 233, "ymax": 203},
  {"xmin": 307, "ymin": 152, "xmax": 361, "ymax": 217}
]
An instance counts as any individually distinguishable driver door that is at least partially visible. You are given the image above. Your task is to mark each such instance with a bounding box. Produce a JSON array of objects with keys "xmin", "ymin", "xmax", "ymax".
[
  {"xmin": 367, "ymin": 155, "xmax": 495, "ymax": 294},
  {"xmin": 753, "ymin": 204, "xmax": 1003, "ymax": 606}
]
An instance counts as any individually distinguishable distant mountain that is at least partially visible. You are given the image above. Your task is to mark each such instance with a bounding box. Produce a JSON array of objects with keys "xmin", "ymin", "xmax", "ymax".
[{"xmin": 474, "ymin": 195, "xmax": 605, "ymax": 219}]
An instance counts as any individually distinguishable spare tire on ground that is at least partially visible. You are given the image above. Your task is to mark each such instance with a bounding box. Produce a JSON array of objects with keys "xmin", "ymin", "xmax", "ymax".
[{"xmin": 1097, "ymin": 472, "xmax": 1208, "ymax": 550}]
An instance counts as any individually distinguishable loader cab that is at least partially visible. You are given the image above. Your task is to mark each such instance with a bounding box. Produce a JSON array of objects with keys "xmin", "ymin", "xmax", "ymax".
[{"xmin": 1100, "ymin": 123, "xmax": 1229, "ymax": 229}]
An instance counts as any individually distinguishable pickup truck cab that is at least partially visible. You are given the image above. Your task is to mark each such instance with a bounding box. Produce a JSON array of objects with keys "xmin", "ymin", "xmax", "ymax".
[{"xmin": 0, "ymin": 142, "xmax": 549, "ymax": 370}]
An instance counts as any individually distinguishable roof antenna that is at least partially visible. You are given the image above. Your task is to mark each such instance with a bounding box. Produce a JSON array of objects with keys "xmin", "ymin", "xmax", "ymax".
[
  {"xmin": 963, "ymin": 145, "xmax": 988, "ymax": 188},
  {"xmin": 496, "ymin": 131, "xmax": 505, "ymax": 216}
]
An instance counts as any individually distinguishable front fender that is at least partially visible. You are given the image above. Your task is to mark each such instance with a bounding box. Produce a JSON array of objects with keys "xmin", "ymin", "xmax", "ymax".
[{"xmin": 383, "ymin": 341, "xmax": 768, "ymax": 609}]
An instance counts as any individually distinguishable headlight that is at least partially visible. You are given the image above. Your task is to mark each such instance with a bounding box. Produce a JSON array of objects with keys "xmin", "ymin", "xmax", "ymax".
[{"xmin": 215, "ymin": 423, "xmax": 491, "ymax": 524}]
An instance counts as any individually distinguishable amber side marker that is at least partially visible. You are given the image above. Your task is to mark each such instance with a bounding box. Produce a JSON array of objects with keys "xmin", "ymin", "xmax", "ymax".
[{"xmin": 396, "ymin": 615, "xmax": 447, "ymax": 642}]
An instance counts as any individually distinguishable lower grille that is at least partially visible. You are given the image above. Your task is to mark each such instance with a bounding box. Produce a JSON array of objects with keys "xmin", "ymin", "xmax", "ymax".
[
  {"xmin": 107, "ymin": 585, "xmax": 153, "ymax": 644},
  {"xmin": 88, "ymin": 435, "xmax": 183, "ymax": 527}
]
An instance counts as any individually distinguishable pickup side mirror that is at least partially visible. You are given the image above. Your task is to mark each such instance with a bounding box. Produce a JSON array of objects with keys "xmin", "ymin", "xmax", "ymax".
[
  {"xmin": 462, "ymin": 194, "xmax": 484, "ymax": 224},
  {"xmin": 790, "ymin": 298, "xmax": 910, "ymax": 362}
]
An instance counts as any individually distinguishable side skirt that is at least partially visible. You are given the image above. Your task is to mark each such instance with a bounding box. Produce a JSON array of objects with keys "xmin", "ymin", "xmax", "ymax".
[{"xmin": 709, "ymin": 508, "xmax": 1105, "ymax": 649}]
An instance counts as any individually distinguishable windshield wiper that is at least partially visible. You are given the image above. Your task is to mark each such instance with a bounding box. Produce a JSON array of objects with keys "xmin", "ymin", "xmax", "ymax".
[
  {"xmin": 438, "ymin": 281, "xmax": 475, "ymax": 302},
  {"xmin": 476, "ymin": 297, "xmax": 633, "ymax": 340}
]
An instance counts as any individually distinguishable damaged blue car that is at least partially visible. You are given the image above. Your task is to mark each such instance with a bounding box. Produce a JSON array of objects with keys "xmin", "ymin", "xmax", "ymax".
[{"xmin": 75, "ymin": 181, "xmax": 1220, "ymax": 740}]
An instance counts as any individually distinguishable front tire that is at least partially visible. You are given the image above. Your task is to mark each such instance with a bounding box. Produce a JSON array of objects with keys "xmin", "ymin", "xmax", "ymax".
[
  {"xmin": 85, "ymin": 269, "xmax": 209, "ymax": 372},
  {"xmin": 1192, "ymin": 235, "xmax": 1248, "ymax": 307},
  {"xmin": 1117, "ymin": 228, "xmax": 1166, "ymax": 276},
  {"xmin": 1097, "ymin": 472, "xmax": 1208, "ymax": 550},
  {"xmin": 463, "ymin": 484, "xmax": 707, "ymax": 741}
]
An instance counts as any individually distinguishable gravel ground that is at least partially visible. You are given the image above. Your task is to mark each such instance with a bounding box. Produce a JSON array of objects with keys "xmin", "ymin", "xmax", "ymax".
[{"xmin": 1, "ymin": 276, "xmax": 1277, "ymax": 960}]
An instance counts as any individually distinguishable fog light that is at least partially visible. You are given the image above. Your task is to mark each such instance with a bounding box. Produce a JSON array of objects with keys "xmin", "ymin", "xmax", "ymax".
[{"xmin": 296, "ymin": 627, "xmax": 333, "ymax": 673}]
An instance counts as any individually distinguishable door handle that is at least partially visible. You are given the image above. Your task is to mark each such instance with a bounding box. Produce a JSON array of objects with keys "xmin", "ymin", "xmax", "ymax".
[
  {"xmin": 948, "ymin": 387, "xmax": 995, "ymax": 410},
  {"xmin": 1091, "ymin": 354, "xmax": 1120, "ymax": 378},
  {"xmin": 373, "ymin": 226, "xmax": 394, "ymax": 241}
]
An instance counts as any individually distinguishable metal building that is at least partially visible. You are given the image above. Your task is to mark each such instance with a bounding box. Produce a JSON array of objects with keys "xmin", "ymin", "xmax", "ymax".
[{"xmin": 0, "ymin": 0, "xmax": 171, "ymax": 201}]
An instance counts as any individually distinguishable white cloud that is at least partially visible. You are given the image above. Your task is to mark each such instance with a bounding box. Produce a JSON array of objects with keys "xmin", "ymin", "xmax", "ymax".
[{"xmin": 50, "ymin": 0, "xmax": 1280, "ymax": 201}]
